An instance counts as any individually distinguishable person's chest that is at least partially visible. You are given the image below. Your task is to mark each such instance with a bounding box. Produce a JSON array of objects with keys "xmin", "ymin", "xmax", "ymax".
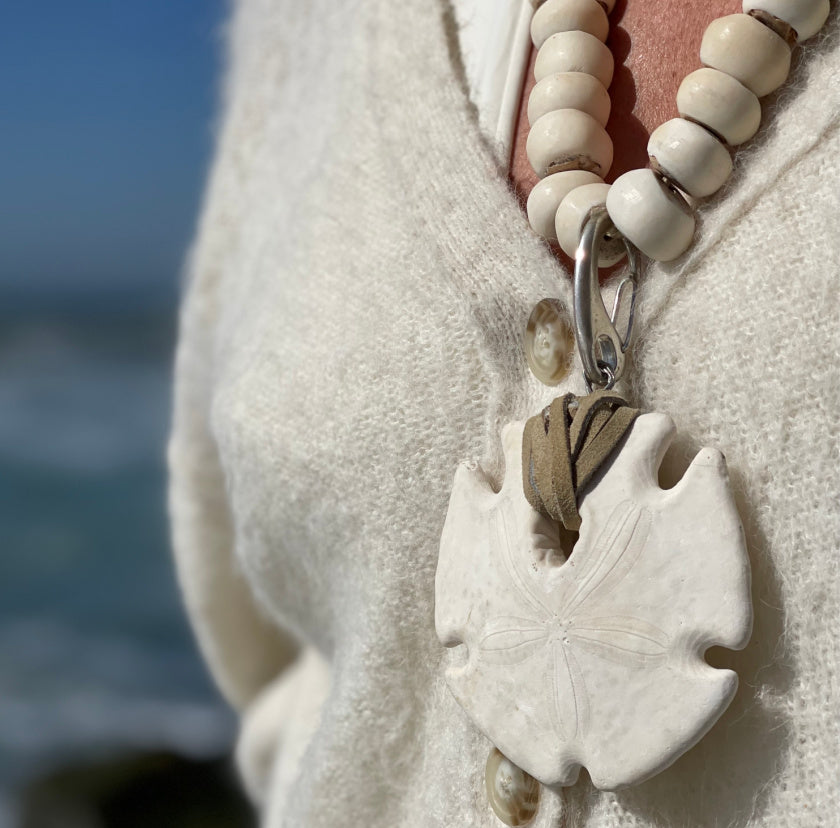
[{"xmin": 202, "ymin": 0, "xmax": 840, "ymax": 651}]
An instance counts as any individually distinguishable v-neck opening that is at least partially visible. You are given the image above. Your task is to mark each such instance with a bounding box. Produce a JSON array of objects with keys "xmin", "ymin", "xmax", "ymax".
[{"xmin": 432, "ymin": 0, "xmax": 840, "ymax": 333}]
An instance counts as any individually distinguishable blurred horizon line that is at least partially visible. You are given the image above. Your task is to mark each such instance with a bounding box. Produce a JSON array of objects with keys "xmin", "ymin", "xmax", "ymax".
[{"xmin": 0, "ymin": 283, "xmax": 185, "ymax": 319}]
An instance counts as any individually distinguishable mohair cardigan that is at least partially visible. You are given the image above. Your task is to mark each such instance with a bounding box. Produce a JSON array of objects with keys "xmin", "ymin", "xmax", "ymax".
[{"xmin": 169, "ymin": 1, "xmax": 840, "ymax": 825}]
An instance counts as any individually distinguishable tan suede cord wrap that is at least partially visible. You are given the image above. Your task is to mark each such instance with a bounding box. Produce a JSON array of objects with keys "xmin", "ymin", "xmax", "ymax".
[{"xmin": 522, "ymin": 391, "xmax": 640, "ymax": 531}]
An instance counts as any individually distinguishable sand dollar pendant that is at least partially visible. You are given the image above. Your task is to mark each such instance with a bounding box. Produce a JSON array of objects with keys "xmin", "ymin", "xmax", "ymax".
[{"xmin": 434, "ymin": 208, "xmax": 753, "ymax": 792}]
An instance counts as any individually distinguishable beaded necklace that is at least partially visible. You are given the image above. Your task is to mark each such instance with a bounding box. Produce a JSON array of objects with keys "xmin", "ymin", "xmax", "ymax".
[{"xmin": 434, "ymin": 1, "xmax": 830, "ymax": 823}]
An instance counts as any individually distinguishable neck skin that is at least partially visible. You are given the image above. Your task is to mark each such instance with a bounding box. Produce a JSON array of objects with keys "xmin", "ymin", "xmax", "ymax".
[{"xmin": 510, "ymin": 0, "xmax": 739, "ymax": 233}]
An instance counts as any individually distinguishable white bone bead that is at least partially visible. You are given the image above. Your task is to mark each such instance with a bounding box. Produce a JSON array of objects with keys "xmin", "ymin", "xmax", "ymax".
[
  {"xmin": 534, "ymin": 31, "xmax": 615, "ymax": 88},
  {"xmin": 531, "ymin": 0, "xmax": 609, "ymax": 49},
  {"xmin": 606, "ymin": 169, "xmax": 695, "ymax": 262},
  {"xmin": 677, "ymin": 68, "xmax": 762, "ymax": 146},
  {"xmin": 555, "ymin": 182, "xmax": 626, "ymax": 265},
  {"xmin": 647, "ymin": 118, "xmax": 733, "ymax": 198},
  {"xmin": 528, "ymin": 72, "xmax": 611, "ymax": 127},
  {"xmin": 743, "ymin": 0, "xmax": 830, "ymax": 41},
  {"xmin": 526, "ymin": 109, "xmax": 613, "ymax": 179},
  {"xmin": 700, "ymin": 13, "xmax": 791, "ymax": 97},
  {"xmin": 527, "ymin": 170, "xmax": 603, "ymax": 240}
]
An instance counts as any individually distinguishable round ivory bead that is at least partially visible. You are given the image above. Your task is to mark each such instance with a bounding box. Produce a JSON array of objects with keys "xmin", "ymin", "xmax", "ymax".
[
  {"xmin": 677, "ymin": 67, "xmax": 762, "ymax": 146},
  {"xmin": 648, "ymin": 118, "xmax": 733, "ymax": 198},
  {"xmin": 700, "ymin": 13, "xmax": 791, "ymax": 97},
  {"xmin": 527, "ymin": 109, "xmax": 613, "ymax": 179},
  {"xmin": 485, "ymin": 749, "xmax": 540, "ymax": 827},
  {"xmin": 531, "ymin": 0, "xmax": 609, "ymax": 49},
  {"xmin": 534, "ymin": 31, "xmax": 615, "ymax": 88},
  {"xmin": 528, "ymin": 72, "xmax": 611, "ymax": 127},
  {"xmin": 555, "ymin": 182, "xmax": 626, "ymax": 265},
  {"xmin": 743, "ymin": 0, "xmax": 830, "ymax": 41},
  {"xmin": 606, "ymin": 169, "xmax": 695, "ymax": 262},
  {"xmin": 526, "ymin": 169, "xmax": 603, "ymax": 239}
]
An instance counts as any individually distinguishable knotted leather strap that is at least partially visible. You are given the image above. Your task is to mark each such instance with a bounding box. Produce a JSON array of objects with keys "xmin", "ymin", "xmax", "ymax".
[{"xmin": 522, "ymin": 391, "xmax": 640, "ymax": 531}]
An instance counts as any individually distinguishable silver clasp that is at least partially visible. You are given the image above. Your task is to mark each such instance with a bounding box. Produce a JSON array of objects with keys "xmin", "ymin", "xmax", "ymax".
[{"xmin": 573, "ymin": 206, "xmax": 641, "ymax": 391}]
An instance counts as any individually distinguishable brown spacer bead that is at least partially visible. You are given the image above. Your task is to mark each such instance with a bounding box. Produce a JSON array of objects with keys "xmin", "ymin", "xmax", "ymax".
[
  {"xmin": 546, "ymin": 154, "xmax": 603, "ymax": 176},
  {"xmin": 748, "ymin": 8, "xmax": 798, "ymax": 47}
]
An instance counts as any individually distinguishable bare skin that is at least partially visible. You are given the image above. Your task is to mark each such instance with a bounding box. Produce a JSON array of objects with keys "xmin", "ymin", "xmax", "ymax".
[{"xmin": 510, "ymin": 0, "xmax": 738, "ymax": 268}]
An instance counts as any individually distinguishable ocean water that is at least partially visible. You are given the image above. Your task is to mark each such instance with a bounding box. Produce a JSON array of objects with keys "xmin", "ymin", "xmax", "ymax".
[{"xmin": 0, "ymin": 306, "xmax": 235, "ymax": 824}]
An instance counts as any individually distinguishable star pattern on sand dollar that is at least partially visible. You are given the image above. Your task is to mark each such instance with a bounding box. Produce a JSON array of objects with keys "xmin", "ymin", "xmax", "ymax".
[{"xmin": 481, "ymin": 499, "xmax": 666, "ymax": 741}]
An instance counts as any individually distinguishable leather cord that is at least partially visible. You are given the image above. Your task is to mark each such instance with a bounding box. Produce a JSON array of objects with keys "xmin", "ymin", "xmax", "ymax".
[{"xmin": 522, "ymin": 391, "xmax": 640, "ymax": 530}]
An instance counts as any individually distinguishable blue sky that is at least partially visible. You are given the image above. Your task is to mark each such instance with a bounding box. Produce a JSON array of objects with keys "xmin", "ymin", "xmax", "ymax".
[{"xmin": 0, "ymin": 1, "xmax": 226, "ymax": 309}]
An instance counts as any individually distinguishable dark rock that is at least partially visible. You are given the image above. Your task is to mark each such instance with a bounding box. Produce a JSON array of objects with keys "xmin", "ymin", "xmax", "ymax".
[{"xmin": 19, "ymin": 751, "xmax": 256, "ymax": 828}]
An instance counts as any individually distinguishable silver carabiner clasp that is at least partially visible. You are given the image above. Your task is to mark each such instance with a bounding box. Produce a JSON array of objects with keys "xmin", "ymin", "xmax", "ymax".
[{"xmin": 573, "ymin": 205, "xmax": 641, "ymax": 391}]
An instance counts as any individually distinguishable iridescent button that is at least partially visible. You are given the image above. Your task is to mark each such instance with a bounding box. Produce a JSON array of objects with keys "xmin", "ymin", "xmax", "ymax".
[
  {"xmin": 485, "ymin": 748, "xmax": 540, "ymax": 826},
  {"xmin": 525, "ymin": 298, "xmax": 574, "ymax": 386}
]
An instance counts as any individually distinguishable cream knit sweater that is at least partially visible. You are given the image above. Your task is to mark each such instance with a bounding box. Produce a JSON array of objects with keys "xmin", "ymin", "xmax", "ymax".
[{"xmin": 169, "ymin": 1, "xmax": 840, "ymax": 825}]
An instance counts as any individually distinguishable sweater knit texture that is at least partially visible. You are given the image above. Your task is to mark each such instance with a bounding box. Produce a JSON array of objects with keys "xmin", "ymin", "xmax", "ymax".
[{"xmin": 169, "ymin": 1, "xmax": 840, "ymax": 825}]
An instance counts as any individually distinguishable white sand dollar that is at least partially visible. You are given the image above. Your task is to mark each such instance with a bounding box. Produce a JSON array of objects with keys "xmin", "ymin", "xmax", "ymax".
[{"xmin": 435, "ymin": 412, "xmax": 753, "ymax": 789}]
